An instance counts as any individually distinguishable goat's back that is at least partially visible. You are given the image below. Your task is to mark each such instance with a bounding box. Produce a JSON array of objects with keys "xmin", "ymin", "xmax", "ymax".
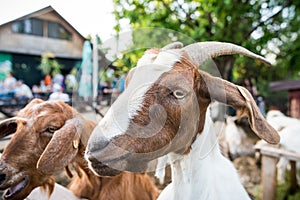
[{"xmin": 69, "ymin": 169, "xmax": 159, "ymax": 200}]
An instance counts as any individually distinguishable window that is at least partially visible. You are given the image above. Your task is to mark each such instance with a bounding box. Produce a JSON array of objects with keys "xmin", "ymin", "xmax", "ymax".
[
  {"xmin": 48, "ymin": 21, "xmax": 72, "ymax": 40},
  {"xmin": 12, "ymin": 18, "xmax": 43, "ymax": 36}
]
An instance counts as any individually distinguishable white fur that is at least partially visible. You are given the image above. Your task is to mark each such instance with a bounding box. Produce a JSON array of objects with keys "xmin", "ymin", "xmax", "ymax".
[
  {"xmin": 156, "ymin": 109, "xmax": 250, "ymax": 200},
  {"xmin": 155, "ymin": 155, "xmax": 169, "ymax": 184},
  {"xmin": 26, "ymin": 183, "xmax": 81, "ymax": 200},
  {"xmin": 266, "ymin": 110, "xmax": 300, "ymax": 131},
  {"xmin": 224, "ymin": 116, "xmax": 256, "ymax": 159},
  {"xmin": 265, "ymin": 110, "xmax": 300, "ymax": 184},
  {"xmin": 94, "ymin": 50, "xmax": 181, "ymax": 140}
]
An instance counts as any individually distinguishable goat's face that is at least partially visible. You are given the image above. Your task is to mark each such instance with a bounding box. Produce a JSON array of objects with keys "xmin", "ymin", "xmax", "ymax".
[
  {"xmin": 87, "ymin": 50, "xmax": 207, "ymax": 176},
  {"xmin": 0, "ymin": 99, "xmax": 77, "ymax": 200},
  {"xmin": 86, "ymin": 42, "xmax": 280, "ymax": 177}
]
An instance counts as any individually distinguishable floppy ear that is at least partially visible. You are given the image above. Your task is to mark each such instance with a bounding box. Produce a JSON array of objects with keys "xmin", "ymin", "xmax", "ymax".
[
  {"xmin": 36, "ymin": 118, "xmax": 81, "ymax": 174},
  {"xmin": 0, "ymin": 117, "xmax": 27, "ymax": 138},
  {"xmin": 199, "ymin": 71, "xmax": 280, "ymax": 144}
]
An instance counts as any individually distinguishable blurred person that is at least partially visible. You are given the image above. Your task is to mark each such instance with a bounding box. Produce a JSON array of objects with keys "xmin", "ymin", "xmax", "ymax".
[
  {"xmin": 49, "ymin": 83, "xmax": 70, "ymax": 102},
  {"xmin": 0, "ymin": 73, "xmax": 17, "ymax": 99},
  {"xmin": 0, "ymin": 81, "xmax": 7, "ymax": 98},
  {"xmin": 65, "ymin": 73, "xmax": 77, "ymax": 92},
  {"xmin": 111, "ymin": 74, "xmax": 126, "ymax": 103},
  {"xmin": 256, "ymin": 96, "xmax": 266, "ymax": 117},
  {"xmin": 99, "ymin": 81, "xmax": 112, "ymax": 105},
  {"xmin": 39, "ymin": 80, "xmax": 51, "ymax": 93},
  {"xmin": 243, "ymin": 78, "xmax": 257, "ymax": 97},
  {"xmin": 53, "ymin": 73, "xmax": 64, "ymax": 88},
  {"xmin": 14, "ymin": 80, "xmax": 33, "ymax": 104},
  {"xmin": 113, "ymin": 74, "xmax": 125, "ymax": 94},
  {"xmin": 3, "ymin": 72, "xmax": 17, "ymax": 91},
  {"xmin": 32, "ymin": 85, "xmax": 40, "ymax": 93},
  {"xmin": 44, "ymin": 74, "xmax": 52, "ymax": 86},
  {"xmin": 100, "ymin": 81, "xmax": 112, "ymax": 94}
]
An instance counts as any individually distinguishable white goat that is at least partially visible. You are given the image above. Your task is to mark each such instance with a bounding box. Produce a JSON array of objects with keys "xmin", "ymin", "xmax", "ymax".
[
  {"xmin": 224, "ymin": 117, "xmax": 254, "ymax": 159},
  {"xmin": 210, "ymin": 101, "xmax": 259, "ymax": 159},
  {"xmin": 266, "ymin": 110, "xmax": 300, "ymax": 132},
  {"xmin": 265, "ymin": 110, "xmax": 300, "ymax": 184},
  {"xmin": 85, "ymin": 42, "xmax": 280, "ymax": 199}
]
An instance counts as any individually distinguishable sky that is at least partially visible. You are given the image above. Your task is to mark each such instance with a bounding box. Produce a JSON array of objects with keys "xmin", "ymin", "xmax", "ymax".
[{"xmin": 0, "ymin": 0, "xmax": 117, "ymax": 41}]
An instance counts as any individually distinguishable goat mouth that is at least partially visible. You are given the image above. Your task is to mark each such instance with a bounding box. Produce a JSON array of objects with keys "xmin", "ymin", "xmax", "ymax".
[
  {"xmin": 3, "ymin": 176, "xmax": 29, "ymax": 200},
  {"xmin": 88, "ymin": 156, "xmax": 122, "ymax": 177}
]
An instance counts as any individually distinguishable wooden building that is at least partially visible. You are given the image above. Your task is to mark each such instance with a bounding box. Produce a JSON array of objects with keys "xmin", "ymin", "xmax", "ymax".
[
  {"xmin": 270, "ymin": 80, "xmax": 300, "ymax": 119},
  {"xmin": 0, "ymin": 6, "xmax": 86, "ymax": 86}
]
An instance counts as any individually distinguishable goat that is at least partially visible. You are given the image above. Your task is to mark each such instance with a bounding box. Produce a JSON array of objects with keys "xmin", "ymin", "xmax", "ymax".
[
  {"xmin": 0, "ymin": 153, "xmax": 78, "ymax": 200},
  {"xmin": 210, "ymin": 101, "xmax": 260, "ymax": 160},
  {"xmin": 85, "ymin": 42, "xmax": 280, "ymax": 199},
  {"xmin": 220, "ymin": 116, "xmax": 259, "ymax": 160},
  {"xmin": 266, "ymin": 110, "xmax": 300, "ymax": 132},
  {"xmin": 0, "ymin": 99, "xmax": 159, "ymax": 200},
  {"xmin": 264, "ymin": 110, "xmax": 300, "ymax": 184}
]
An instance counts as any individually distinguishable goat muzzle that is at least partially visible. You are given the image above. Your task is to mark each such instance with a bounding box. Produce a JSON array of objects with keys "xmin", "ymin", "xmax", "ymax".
[{"xmin": 2, "ymin": 175, "xmax": 29, "ymax": 200}]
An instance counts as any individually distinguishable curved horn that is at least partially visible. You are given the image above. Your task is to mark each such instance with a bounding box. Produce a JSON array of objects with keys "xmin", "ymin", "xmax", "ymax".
[
  {"xmin": 183, "ymin": 41, "xmax": 271, "ymax": 66},
  {"xmin": 162, "ymin": 42, "xmax": 183, "ymax": 50}
]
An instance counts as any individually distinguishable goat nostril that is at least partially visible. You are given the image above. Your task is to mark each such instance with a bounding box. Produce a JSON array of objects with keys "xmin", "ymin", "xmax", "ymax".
[{"xmin": 0, "ymin": 173, "xmax": 7, "ymax": 185}]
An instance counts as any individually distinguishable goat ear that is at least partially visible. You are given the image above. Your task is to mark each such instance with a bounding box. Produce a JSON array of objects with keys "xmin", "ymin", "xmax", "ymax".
[
  {"xmin": 0, "ymin": 117, "xmax": 27, "ymax": 138},
  {"xmin": 199, "ymin": 71, "xmax": 280, "ymax": 144},
  {"xmin": 37, "ymin": 118, "xmax": 81, "ymax": 174}
]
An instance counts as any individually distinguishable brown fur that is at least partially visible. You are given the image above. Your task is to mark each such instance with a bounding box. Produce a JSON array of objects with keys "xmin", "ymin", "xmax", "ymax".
[{"xmin": 0, "ymin": 99, "xmax": 159, "ymax": 200}]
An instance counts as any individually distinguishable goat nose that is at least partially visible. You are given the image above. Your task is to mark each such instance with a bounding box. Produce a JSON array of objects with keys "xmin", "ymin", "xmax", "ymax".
[
  {"xmin": 87, "ymin": 124, "xmax": 111, "ymax": 151},
  {"xmin": 0, "ymin": 173, "xmax": 7, "ymax": 185},
  {"xmin": 87, "ymin": 136, "xmax": 110, "ymax": 153}
]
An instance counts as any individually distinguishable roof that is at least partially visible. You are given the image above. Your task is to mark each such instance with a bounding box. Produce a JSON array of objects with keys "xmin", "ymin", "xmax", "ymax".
[
  {"xmin": 0, "ymin": 6, "xmax": 86, "ymax": 41},
  {"xmin": 270, "ymin": 80, "xmax": 300, "ymax": 91}
]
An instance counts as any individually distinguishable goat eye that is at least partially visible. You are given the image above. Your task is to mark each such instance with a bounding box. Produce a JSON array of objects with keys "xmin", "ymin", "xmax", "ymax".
[
  {"xmin": 172, "ymin": 90, "xmax": 186, "ymax": 99},
  {"xmin": 46, "ymin": 127, "xmax": 58, "ymax": 134}
]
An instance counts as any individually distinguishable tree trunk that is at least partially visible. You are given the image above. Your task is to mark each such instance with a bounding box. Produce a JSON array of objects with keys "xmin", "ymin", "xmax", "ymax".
[{"xmin": 215, "ymin": 56, "xmax": 235, "ymax": 81}]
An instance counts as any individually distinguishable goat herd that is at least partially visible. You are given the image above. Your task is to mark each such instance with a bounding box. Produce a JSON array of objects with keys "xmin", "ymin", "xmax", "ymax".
[{"xmin": 0, "ymin": 41, "xmax": 296, "ymax": 200}]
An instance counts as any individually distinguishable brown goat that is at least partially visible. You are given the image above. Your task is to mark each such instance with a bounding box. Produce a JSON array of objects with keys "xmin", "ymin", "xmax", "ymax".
[{"xmin": 0, "ymin": 99, "xmax": 159, "ymax": 200}]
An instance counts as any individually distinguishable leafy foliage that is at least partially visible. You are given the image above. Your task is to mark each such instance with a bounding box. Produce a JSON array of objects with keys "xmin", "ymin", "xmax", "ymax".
[
  {"xmin": 112, "ymin": 0, "xmax": 300, "ymax": 98},
  {"xmin": 38, "ymin": 52, "xmax": 63, "ymax": 76}
]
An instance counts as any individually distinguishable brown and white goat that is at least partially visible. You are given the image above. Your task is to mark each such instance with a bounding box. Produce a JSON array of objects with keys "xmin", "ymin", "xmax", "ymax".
[
  {"xmin": 85, "ymin": 42, "xmax": 280, "ymax": 199},
  {"xmin": 0, "ymin": 99, "xmax": 159, "ymax": 200}
]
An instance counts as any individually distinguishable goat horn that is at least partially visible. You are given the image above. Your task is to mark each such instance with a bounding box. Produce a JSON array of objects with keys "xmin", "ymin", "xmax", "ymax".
[
  {"xmin": 183, "ymin": 41, "xmax": 271, "ymax": 66},
  {"xmin": 162, "ymin": 42, "xmax": 183, "ymax": 50}
]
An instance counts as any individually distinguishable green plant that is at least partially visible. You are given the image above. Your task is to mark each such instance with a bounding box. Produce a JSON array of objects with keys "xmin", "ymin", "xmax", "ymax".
[{"xmin": 38, "ymin": 52, "xmax": 63, "ymax": 76}]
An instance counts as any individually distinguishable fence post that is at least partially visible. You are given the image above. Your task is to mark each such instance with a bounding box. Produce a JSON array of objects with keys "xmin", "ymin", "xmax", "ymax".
[{"xmin": 262, "ymin": 154, "xmax": 278, "ymax": 200}]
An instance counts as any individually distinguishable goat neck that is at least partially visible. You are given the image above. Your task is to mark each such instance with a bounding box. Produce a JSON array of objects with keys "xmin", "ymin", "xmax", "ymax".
[{"xmin": 157, "ymin": 109, "xmax": 250, "ymax": 200}]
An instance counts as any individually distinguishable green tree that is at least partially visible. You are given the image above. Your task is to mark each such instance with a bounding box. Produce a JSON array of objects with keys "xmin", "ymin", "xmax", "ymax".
[{"xmin": 112, "ymin": 0, "xmax": 300, "ymax": 92}]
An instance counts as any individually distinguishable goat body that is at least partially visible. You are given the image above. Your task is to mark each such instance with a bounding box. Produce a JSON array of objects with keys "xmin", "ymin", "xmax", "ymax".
[
  {"xmin": 265, "ymin": 110, "xmax": 300, "ymax": 184},
  {"xmin": 266, "ymin": 110, "xmax": 300, "ymax": 132},
  {"xmin": 0, "ymin": 99, "xmax": 159, "ymax": 200},
  {"xmin": 157, "ymin": 112, "xmax": 250, "ymax": 200},
  {"xmin": 223, "ymin": 116, "xmax": 259, "ymax": 159}
]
